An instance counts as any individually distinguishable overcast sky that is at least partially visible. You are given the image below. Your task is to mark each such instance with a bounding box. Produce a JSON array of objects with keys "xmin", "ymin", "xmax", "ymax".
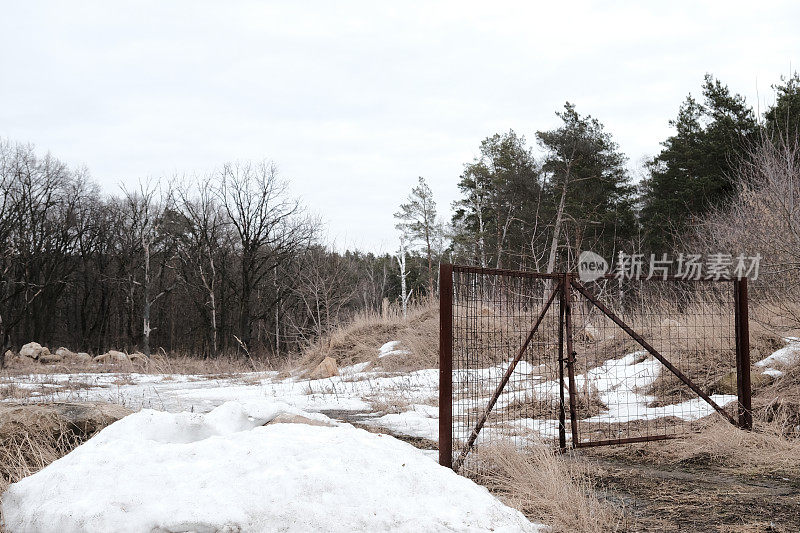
[{"xmin": 2, "ymin": 1, "xmax": 798, "ymax": 253}]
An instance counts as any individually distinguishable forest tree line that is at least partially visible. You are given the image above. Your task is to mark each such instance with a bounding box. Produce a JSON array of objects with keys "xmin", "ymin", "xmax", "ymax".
[{"xmin": 1, "ymin": 73, "xmax": 798, "ymax": 360}]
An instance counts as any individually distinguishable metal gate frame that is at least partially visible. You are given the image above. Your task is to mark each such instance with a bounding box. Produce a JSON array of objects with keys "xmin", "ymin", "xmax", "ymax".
[{"xmin": 439, "ymin": 264, "xmax": 752, "ymax": 470}]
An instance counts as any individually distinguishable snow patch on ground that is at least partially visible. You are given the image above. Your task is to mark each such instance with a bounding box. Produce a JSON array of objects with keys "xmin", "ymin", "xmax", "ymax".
[
  {"xmin": 366, "ymin": 404, "xmax": 439, "ymax": 441},
  {"xmin": 755, "ymin": 337, "xmax": 800, "ymax": 378},
  {"xmin": 378, "ymin": 340, "xmax": 410, "ymax": 358},
  {"xmin": 1, "ymin": 401, "xmax": 542, "ymax": 533},
  {"xmin": 578, "ymin": 351, "xmax": 736, "ymax": 424}
]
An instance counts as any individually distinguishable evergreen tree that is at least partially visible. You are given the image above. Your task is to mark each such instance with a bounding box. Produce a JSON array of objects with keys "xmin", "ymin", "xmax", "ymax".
[
  {"xmin": 536, "ymin": 103, "xmax": 635, "ymax": 270},
  {"xmin": 451, "ymin": 130, "xmax": 543, "ymax": 269},
  {"xmin": 765, "ymin": 72, "xmax": 800, "ymax": 141},
  {"xmin": 640, "ymin": 75, "xmax": 758, "ymax": 252}
]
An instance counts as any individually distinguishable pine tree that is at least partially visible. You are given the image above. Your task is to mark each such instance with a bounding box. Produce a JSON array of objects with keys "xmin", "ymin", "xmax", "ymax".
[
  {"xmin": 640, "ymin": 75, "xmax": 758, "ymax": 252},
  {"xmin": 765, "ymin": 72, "xmax": 800, "ymax": 141},
  {"xmin": 452, "ymin": 130, "xmax": 543, "ymax": 269},
  {"xmin": 536, "ymin": 103, "xmax": 635, "ymax": 270}
]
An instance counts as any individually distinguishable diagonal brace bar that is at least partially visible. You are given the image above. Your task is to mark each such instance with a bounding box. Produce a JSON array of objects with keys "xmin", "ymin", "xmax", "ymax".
[
  {"xmin": 452, "ymin": 282, "xmax": 561, "ymax": 471},
  {"xmin": 570, "ymin": 278, "xmax": 737, "ymax": 426}
]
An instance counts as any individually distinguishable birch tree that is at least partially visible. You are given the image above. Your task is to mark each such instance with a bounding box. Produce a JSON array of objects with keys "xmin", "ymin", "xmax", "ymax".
[
  {"xmin": 394, "ymin": 177, "xmax": 439, "ymax": 296},
  {"xmin": 121, "ymin": 183, "xmax": 177, "ymax": 357},
  {"xmin": 395, "ymin": 236, "xmax": 410, "ymax": 317}
]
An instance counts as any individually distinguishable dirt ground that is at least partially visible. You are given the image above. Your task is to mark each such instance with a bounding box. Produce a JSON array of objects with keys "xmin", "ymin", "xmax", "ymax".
[
  {"xmin": 583, "ymin": 453, "xmax": 800, "ymax": 532},
  {"xmin": 329, "ymin": 408, "xmax": 800, "ymax": 531}
]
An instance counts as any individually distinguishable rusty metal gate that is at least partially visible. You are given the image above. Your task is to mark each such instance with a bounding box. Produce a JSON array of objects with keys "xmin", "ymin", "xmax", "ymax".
[{"xmin": 438, "ymin": 264, "xmax": 752, "ymax": 472}]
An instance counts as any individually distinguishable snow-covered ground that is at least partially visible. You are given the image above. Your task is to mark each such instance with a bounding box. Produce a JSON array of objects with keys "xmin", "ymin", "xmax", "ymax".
[
  {"xmin": 2, "ymin": 401, "xmax": 542, "ymax": 532},
  {"xmin": 2, "ymin": 339, "xmax": 778, "ymax": 531},
  {"xmin": 1, "ymin": 344, "xmax": 741, "ymax": 445}
]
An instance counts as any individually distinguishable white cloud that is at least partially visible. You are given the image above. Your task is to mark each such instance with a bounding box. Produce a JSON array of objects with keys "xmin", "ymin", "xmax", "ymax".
[{"xmin": 1, "ymin": 0, "xmax": 798, "ymax": 252}]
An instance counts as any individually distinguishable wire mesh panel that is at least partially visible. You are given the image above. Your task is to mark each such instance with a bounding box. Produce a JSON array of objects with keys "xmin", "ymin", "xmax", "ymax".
[
  {"xmin": 441, "ymin": 264, "xmax": 748, "ymax": 470},
  {"xmin": 568, "ymin": 277, "xmax": 740, "ymax": 447},
  {"xmin": 450, "ymin": 266, "xmax": 563, "ymax": 473}
]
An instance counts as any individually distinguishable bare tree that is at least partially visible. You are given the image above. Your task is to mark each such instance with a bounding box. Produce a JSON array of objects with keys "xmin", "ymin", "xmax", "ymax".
[
  {"xmin": 177, "ymin": 177, "xmax": 227, "ymax": 356},
  {"xmin": 290, "ymin": 246, "xmax": 357, "ymax": 339},
  {"xmin": 0, "ymin": 141, "xmax": 86, "ymax": 362},
  {"xmin": 217, "ymin": 161, "xmax": 314, "ymax": 354},
  {"xmin": 691, "ymin": 136, "xmax": 800, "ymax": 327},
  {"xmin": 120, "ymin": 182, "xmax": 177, "ymax": 356}
]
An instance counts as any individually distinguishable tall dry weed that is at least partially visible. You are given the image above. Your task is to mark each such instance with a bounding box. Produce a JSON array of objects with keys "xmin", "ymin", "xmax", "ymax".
[{"xmin": 471, "ymin": 444, "xmax": 621, "ymax": 533}]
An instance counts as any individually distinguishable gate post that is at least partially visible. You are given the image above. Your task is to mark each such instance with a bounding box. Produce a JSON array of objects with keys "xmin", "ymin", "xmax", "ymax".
[
  {"xmin": 734, "ymin": 278, "xmax": 752, "ymax": 430},
  {"xmin": 558, "ymin": 276, "xmax": 567, "ymax": 452},
  {"xmin": 564, "ymin": 274, "xmax": 579, "ymax": 448},
  {"xmin": 439, "ymin": 263, "xmax": 454, "ymax": 468}
]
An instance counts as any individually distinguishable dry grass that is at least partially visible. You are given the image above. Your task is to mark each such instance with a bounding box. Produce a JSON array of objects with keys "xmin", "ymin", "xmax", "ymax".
[
  {"xmin": 499, "ymin": 385, "xmax": 606, "ymax": 422},
  {"xmin": 364, "ymin": 393, "xmax": 413, "ymax": 415},
  {"xmin": 1, "ymin": 351, "xmax": 278, "ymax": 378},
  {"xmin": 0, "ymin": 412, "xmax": 91, "ymax": 522},
  {"xmin": 586, "ymin": 402, "xmax": 800, "ymax": 477},
  {"xmin": 470, "ymin": 444, "xmax": 621, "ymax": 532},
  {"xmin": 300, "ymin": 301, "xmax": 439, "ymax": 371},
  {"xmin": 0, "ymin": 384, "xmax": 29, "ymax": 401},
  {"xmin": 666, "ymin": 418, "xmax": 800, "ymax": 475},
  {"xmin": 0, "ymin": 421, "xmax": 76, "ymax": 496},
  {"xmin": 752, "ymin": 360, "xmax": 800, "ymax": 439}
]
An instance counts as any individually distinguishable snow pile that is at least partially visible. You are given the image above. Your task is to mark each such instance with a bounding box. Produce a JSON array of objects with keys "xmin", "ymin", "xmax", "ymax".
[
  {"xmin": 378, "ymin": 340, "xmax": 410, "ymax": 358},
  {"xmin": 755, "ymin": 337, "xmax": 800, "ymax": 378},
  {"xmin": 2, "ymin": 401, "xmax": 541, "ymax": 533}
]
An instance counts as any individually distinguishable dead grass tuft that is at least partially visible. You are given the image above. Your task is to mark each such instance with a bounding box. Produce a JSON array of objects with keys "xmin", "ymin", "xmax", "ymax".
[
  {"xmin": 0, "ymin": 413, "xmax": 89, "ymax": 517},
  {"xmin": 587, "ymin": 410, "xmax": 800, "ymax": 477},
  {"xmin": 500, "ymin": 386, "xmax": 605, "ymax": 422},
  {"xmin": 666, "ymin": 418, "xmax": 800, "ymax": 475},
  {"xmin": 0, "ymin": 384, "xmax": 30, "ymax": 400},
  {"xmin": 365, "ymin": 393, "xmax": 413, "ymax": 415},
  {"xmin": 470, "ymin": 444, "xmax": 621, "ymax": 532}
]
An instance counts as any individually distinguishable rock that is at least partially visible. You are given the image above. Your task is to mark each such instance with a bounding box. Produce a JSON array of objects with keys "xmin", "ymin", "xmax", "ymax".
[
  {"xmin": 3, "ymin": 351, "xmax": 34, "ymax": 369},
  {"xmin": 583, "ymin": 323, "xmax": 601, "ymax": 342},
  {"xmin": 75, "ymin": 352, "xmax": 93, "ymax": 364},
  {"xmin": 0, "ymin": 402, "xmax": 133, "ymax": 441},
  {"xmin": 752, "ymin": 371, "xmax": 776, "ymax": 389},
  {"xmin": 308, "ymin": 356, "xmax": 339, "ymax": 380},
  {"xmin": 711, "ymin": 368, "xmax": 775, "ymax": 395},
  {"xmin": 93, "ymin": 350, "xmax": 129, "ymax": 364},
  {"xmin": 38, "ymin": 352, "xmax": 62, "ymax": 364},
  {"xmin": 711, "ymin": 370, "xmax": 738, "ymax": 395},
  {"xmin": 19, "ymin": 342, "xmax": 46, "ymax": 359},
  {"xmin": 55, "ymin": 347, "xmax": 77, "ymax": 360},
  {"xmin": 128, "ymin": 351, "xmax": 148, "ymax": 364},
  {"xmin": 266, "ymin": 413, "xmax": 334, "ymax": 427}
]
